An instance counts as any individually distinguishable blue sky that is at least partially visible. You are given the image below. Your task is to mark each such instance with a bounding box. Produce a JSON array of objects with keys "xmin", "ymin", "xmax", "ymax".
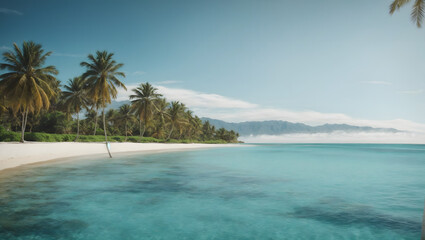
[{"xmin": 1, "ymin": 0, "xmax": 425, "ymax": 131}]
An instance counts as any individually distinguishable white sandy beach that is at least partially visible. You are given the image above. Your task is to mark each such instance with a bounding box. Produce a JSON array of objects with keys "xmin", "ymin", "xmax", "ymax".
[{"xmin": 0, "ymin": 142, "xmax": 236, "ymax": 172}]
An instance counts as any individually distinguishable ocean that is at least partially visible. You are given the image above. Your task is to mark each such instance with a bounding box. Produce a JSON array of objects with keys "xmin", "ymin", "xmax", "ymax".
[{"xmin": 0, "ymin": 144, "xmax": 424, "ymax": 239}]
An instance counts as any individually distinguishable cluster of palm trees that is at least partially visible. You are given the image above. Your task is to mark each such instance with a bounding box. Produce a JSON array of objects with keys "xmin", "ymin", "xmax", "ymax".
[
  {"xmin": 0, "ymin": 41, "xmax": 239, "ymax": 144},
  {"xmin": 73, "ymin": 82, "xmax": 238, "ymax": 143}
]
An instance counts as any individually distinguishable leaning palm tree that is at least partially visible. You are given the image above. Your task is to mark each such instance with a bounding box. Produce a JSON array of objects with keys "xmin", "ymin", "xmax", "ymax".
[
  {"xmin": 0, "ymin": 41, "xmax": 58, "ymax": 142},
  {"xmin": 80, "ymin": 51, "xmax": 126, "ymax": 157},
  {"xmin": 390, "ymin": 0, "xmax": 424, "ymax": 27},
  {"xmin": 166, "ymin": 101, "xmax": 186, "ymax": 141},
  {"xmin": 62, "ymin": 77, "xmax": 89, "ymax": 141},
  {"xmin": 130, "ymin": 82, "xmax": 162, "ymax": 138}
]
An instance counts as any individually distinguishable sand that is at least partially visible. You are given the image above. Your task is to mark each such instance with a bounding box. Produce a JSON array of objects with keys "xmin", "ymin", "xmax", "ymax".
[{"xmin": 0, "ymin": 142, "xmax": 236, "ymax": 171}]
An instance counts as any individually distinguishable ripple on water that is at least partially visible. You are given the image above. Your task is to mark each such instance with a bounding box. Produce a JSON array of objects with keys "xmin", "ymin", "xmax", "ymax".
[
  {"xmin": 0, "ymin": 218, "xmax": 88, "ymax": 239},
  {"xmin": 0, "ymin": 144, "xmax": 424, "ymax": 239},
  {"xmin": 290, "ymin": 204, "xmax": 422, "ymax": 234}
]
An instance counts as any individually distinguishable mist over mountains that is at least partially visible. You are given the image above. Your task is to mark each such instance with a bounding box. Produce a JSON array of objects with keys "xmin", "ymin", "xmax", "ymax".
[
  {"xmin": 201, "ymin": 118, "xmax": 401, "ymax": 136},
  {"xmin": 109, "ymin": 101, "xmax": 402, "ymax": 137}
]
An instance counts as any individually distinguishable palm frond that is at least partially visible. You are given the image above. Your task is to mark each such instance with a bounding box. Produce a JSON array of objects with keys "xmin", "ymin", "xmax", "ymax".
[
  {"xmin": 411, "ymin": 0, "xmax": 424, "ymax": 27},
  {"xmin": 0, "ymin": 41, "xmax": 58, "ymax": 115},
  {"xmin": 390, "ymin": 0, "xmax": 425, "ymax": 27}
]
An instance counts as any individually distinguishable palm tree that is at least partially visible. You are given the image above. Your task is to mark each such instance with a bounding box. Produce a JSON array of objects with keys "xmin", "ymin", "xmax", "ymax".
[
  {"xmin": 118, "ymin": 104, "xmax": 135, "ymax": 141},
  {"xmin": 80, "ymin": 51, "xmax": 126, "ymax": 157},
  {"xmin": 166, "ymin": 101, "xmax": 186, "ymax": 141},
  {"xmin": 154, "ymin": 98, "xmax": 168, "ymax": 128},
  {"xmin": 62, "ymin": 77, "xmax": 89, "ymax": 141},
  {"xmin": 105, "ymin": 109, "xmax": 119, "ymax": 135},
  {"xmin": 151, "ymin": 98, "xmax": 168, "ymax": 139},
  {"xmin": 390, "ymin": 0, "xmax": 424, "ymax": 27},
  {"xmin": 87, "ymin": 98, "xmax": 101, "ymax": 135},
  {"xmin": 0, "ymin": 91, "xmax": 8, "ymax": 117},
  {"xmin": 0, "ymin": 103, "xmax": 6, "ymax": 116},
  {"xmin": 0, "ymin": 41, "xmax": 58, "ymax": 142},
  {"xmin": 84, "ymin": 108, "xmax": 99, "ymax": 135},
  {"xmin": 130, "ymin": 82, "xmax": 162, "ymax": 138},
  {"xmin": 216, "ymin": 128, "xmax": 226, "ymax": 140},
  {"xmin": 182, "ymin": 110, "xmax": 197, "ymax": 140},
  {"xmin": 202, "ymin": 121, "xmax": 216, "ymax": 141},
  {"xmin": 189, "ymin": 115, "xmax": 203, "ymax": 140}
]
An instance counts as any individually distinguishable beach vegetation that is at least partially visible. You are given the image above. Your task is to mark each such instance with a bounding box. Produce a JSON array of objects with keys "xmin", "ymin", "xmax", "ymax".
[
  {"xmin": 0, "ymin": 41, "xmax": 59, "ymax": 142},
  {"xmin": 166, "ymin": 101, "xmax": 186, "ymax": 141},
  {"xmin": 130, "ymin": 82, "xmax": 162, "ymax": 138},
  {"xmin": 117, "ymin": 104, "xmax": 136, "ymax": 141},
  {"xmin": 61, "ymin": 77, "xmax": 89, "ymax": 141},
  {"xmin": 80, "ymin": 51, "xmax": 127, "ymax": 156},
  {"xmin": 0, "ymin": 42, "xmax": 240, "ymax": 144}
]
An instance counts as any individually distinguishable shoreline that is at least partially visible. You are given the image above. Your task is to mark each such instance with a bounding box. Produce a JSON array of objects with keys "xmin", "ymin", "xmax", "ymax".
[{"xmin": 0, "ymin": 142, "xmax": 240, "ymax": 172}]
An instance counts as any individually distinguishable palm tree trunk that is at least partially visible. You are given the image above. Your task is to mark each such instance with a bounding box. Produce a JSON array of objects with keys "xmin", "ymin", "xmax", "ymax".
[
  {"xmin": 74, "ymin": 111, "xmax": 80, "ymax": 142},
  {"xmin": 93, "ymin": 109, "xmax": 98, "ymax": 135},
  {"xmin": 141, "ymin": 116, "xmax": 147, "ymax": 137},
  {"xmin": 139, "ymin": 119, "xmax": 142, "ymax": 137},
  {"xmin": 166, "ymin": 123, "xmax": 174, "ymax": 141},
  {"xmin": 141, "ymin": 124, "xmax": 145, "ymax": 138},
  {"xmin": 20, "ymin": 108, "xmax": 29, "ymax": 143},
  {"xmin": 20, "ymin": 110, "xmax": 25, "ymax": 143},
  {"xmin": 139, "ymin": 119, "xmax": 145, "ymax": 138},
  {"xmin": 24, "ymin": 109, "xmax": 28, "ymax": 133},
  {"xmin": 103, "ymin": 108, "xmax": 112, "ymax": 158}
]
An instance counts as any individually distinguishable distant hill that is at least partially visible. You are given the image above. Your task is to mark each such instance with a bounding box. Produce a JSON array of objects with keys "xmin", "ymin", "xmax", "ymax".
[
  {"xmin": 201, "ymin": 118, "xmax": 400, "ymax": 136},
  {"xmin": 106, "ymin": 102, "xmax": 401, "ymax": 136}
]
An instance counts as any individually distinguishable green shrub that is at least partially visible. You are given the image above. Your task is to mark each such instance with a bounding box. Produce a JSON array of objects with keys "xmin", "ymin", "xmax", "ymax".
[
  {"xmin": 95, "ymin": 128, "xmax": 104, "ymax": 135},
  {"xmin": 127, "ymin": 136, "xmax": 139, "ymax": 143},
  {"xmin": 62, "ymin": 134, "xmax": 75, "ymax": 142},
  {"xmin": 140, "ymin": 137, "xmax": 162, "ymax": 143},
  {"xmin": 111, "ymin": 136, "xmax": 123, "ymax": 142},
  {"xmin": 25, "ymin": 132, "xmax": 47, "ymax": 141},
  {"xmin": 78, "ymin": 135, "xmax": 103, "ymax": 142},
  {"xmin": 33, "ymin": 111, "xmax": 71, "ymax": 134},
  {"xmin": 202, "ymin": 139, "xmax": 227, "ymax": 144},
  {"xmin": 78, "ymin": 135, "xmax": 91, "ymax": 142},
  {"xmin": 0, "ymin": 126, "xmax": 233, "ymax": 144},
  {"xmin": 0, "ymin": 126, "xmax": 20, "ymax": 141}
]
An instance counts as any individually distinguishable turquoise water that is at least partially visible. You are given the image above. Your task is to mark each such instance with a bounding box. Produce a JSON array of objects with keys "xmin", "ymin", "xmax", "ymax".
[{"xmin": 0, "ymin": 144, "xmax": 424, "ymax": 239}]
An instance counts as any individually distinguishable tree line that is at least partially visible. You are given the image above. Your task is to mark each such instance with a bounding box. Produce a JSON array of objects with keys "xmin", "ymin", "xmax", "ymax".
[{"xmin": 0, "ymin": 41, "xmax": 239, "ymax": 143}]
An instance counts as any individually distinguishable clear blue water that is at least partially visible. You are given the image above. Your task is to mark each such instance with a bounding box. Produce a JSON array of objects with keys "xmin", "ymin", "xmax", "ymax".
[{"xmin": 0, "ymin": 144, "xmax": 424, "ymax": 239}]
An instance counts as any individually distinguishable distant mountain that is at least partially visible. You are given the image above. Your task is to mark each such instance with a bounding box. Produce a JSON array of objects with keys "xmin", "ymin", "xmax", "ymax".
[{"xmin": 201, "ymin": 118, "xmax": 401, "ymax": 136}]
